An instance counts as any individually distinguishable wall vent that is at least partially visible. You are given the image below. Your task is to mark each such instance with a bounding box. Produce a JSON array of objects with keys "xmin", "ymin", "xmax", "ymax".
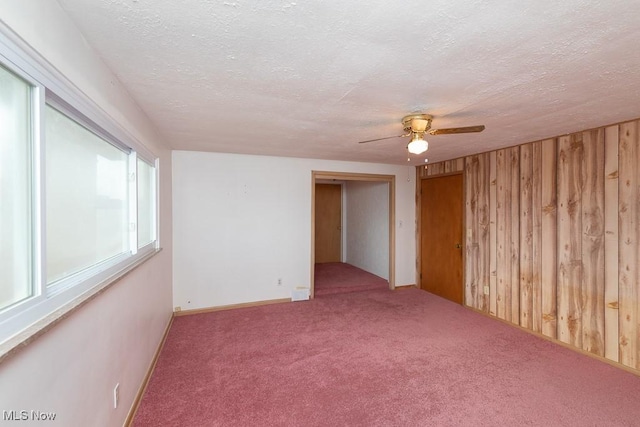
[{"xmin": 291, "ymin": 288, "xmax": 310, "ymax": 301}]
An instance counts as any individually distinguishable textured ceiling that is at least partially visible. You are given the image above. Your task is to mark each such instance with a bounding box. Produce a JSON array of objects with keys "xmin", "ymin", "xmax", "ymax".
[{"xmin": 57, "ymin": 0, "xmax": 640, "ymax": 165}]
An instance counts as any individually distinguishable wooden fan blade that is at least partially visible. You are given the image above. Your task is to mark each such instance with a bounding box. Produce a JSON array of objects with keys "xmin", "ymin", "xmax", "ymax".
[
  {"xmin": 357, "ymin": 134, "xmax": 406, "ymax": 144},
  {"xmin": 428, "ymin": 125, "xmax": 485, "ymax": 135}
]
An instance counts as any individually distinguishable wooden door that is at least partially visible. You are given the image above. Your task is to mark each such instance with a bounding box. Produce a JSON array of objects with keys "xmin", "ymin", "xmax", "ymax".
[
  {"xmin": 315, "ymin": 184, "xmax": 341, "ymax": 263},
  {"xmin": 420, "ymin": 174, "xmax": 463, "ymax": 303}
]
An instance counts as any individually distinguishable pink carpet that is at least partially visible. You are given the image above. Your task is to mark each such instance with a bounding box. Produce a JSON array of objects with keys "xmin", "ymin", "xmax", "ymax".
[
  {"xmin": 133, "ymin": 289, "xmax": 640, "ymax": 426},
  {"xmin": 314, "ymin": 262, "xmax": 388, "ymax": 296}
]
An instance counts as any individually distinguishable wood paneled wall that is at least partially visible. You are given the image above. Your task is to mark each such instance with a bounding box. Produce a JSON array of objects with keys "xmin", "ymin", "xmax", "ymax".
[
  {"xmin": 454, "ymin": 119, "xmax": 640, "ymax": 371},
  {"xmin": 619, "ymin": 121, "xmax": 639, "ymax": 368},
  {"xmin": 464, "ymin": 154, "xmax": 490, "ymax": 312},
  {"xmin": 418, "ymin": 158, "xmax": 464, "ymax": 178}
]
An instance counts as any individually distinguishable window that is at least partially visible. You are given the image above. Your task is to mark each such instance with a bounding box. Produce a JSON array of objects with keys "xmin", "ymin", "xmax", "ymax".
[
  {"xmin": 0, "ymin": 35, "xmax": 159, "ymax": 345},
  {"xmin": 0, "ymin": 65, "xmax": 33, "ymax": 311},
  {"xmin": 45, "ymin": 106, "xmax": 130, "ymax": 285}
]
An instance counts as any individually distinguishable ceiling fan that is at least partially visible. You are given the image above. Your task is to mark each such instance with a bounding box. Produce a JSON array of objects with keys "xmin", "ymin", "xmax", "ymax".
[{"xmin": 358, "ymin": 113, "xmax": 485, "ymax": 155}]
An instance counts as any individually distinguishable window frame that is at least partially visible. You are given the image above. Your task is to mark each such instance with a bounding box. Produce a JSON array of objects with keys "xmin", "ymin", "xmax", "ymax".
[
  {"xmin": 136, "ymin": 156, "xmax": 158, "ymax": 250},
  {"xmin": 0, "ymin": 58, "xmax": 44, "ymax": 315},
  {"xmin": 0, "ymin": 25, "xmax": 160, "ymax": 351}
]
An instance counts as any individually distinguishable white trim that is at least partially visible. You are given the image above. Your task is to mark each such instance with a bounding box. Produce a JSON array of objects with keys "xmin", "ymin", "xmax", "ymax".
[
  {"xmin": 137, "ymin": 153, "xmax": 156, "ymax": 168},
  {"xmin": 46, "ymin": 93, "xmax": 132, "ymax": 155},
  {"xmin": 46, "ymin": 252, "xmax": 132, "ymax": 297},
  {"xmin": 129, "ymin": 152, "xmax": 139, "ymax": 254},
  {"xmin": 33, "ymin": 79, "xmax": 46, "ymax": 304},
  {"xmin": 153, "ymin": 158, "xmax": 160, "ymax": 248}
]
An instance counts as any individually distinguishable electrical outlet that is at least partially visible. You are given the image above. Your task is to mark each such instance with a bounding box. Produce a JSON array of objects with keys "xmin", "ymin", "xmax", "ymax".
[
  {"xmin": 277, "ymin": 278, "xmax": 282, "ymax": 286},
  {"xmin": 113, "ymin": 383, "xmax": 120, "ymax": 409},
  {"xmin": 483, "ymin": 286, "xmax": 490, "ymax": 295}
]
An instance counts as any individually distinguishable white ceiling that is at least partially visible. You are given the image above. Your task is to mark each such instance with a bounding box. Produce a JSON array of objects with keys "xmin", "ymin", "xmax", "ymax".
[{"xmin": 57, "ymin": 0, "xmax": 640, "ymax": 165}]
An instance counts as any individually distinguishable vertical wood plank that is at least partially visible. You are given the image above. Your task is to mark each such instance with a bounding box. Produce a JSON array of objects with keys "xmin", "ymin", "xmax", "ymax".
[
  {"xmin": 465, "ymin": 157, "xmax": 478, "ymax": 308},
  {"xmin": 496, "ymin": 147, "xmax": 520, "ymax": 324},
  {"xmin": 581, "ymin": 128, "xmax": 605, "ymax": 356},
  {"xmin": 496, "ymin": 149, "xmax": 507, "ymax": 320},
  {"xmin": 479, "ymin": 154, "xmax": 491, "ymax": 312},
  {"xmin": 604, "ymin": 125, "xmax": 619, "ymax": 362},
  {"xmin": 444, "ymin": 160, "xmax": 452, "ymax": 173},
  {"xmin": 520, "ymin": 143, "xmax": 534, "ymax": 329},
  {"xmin": 465, "ymin": 154, "xmax": 490, "ymax": 312},
  {"xmin": 489, "ymin": 151, "xmax": 497, "ymax": 317},
  {"xmin": 531, "ymin": 141, "xmax": 543, "ymax": 333},
  {"xmin": 509, "ymin": 148, "xmax": 521, "ymax": 323},
  {"xmin": 557, "ymin": 134, "xmax": 584, "ymax": 348},
  {"xmin": 541, "ymin": 138, "xmax": 558, "ymax": 339},
  {"xmin": 619, "ymin": 120, "xmax": 639, "ymax": 369}
]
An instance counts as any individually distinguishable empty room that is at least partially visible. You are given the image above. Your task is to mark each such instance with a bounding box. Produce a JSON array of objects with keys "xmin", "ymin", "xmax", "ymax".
[{"xmin": 1, "ymin": 1, "xmax": 640, "ymax": 426}]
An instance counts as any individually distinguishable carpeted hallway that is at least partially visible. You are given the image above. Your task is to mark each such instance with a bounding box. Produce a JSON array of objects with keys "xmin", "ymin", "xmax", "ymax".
[
  {"xmin": 314, "ymin": 262, "xmax": 388, "ymax": 296},
  {"xmin": 133, "ymin": 289, "xmax": 640, "ymax": 426}
]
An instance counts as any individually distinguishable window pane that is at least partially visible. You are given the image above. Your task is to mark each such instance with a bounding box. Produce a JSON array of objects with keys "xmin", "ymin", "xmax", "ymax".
[
  {"xmin": 0, "ymin": 66, "xmax": 33, "ymax": 310},
  {"xmin": 137, "ymin": 158, "xmax": 156, "ymax": 248},
  {"xmin": 45, "ymin": 106, "xmax": 129, "ymax": 284}
]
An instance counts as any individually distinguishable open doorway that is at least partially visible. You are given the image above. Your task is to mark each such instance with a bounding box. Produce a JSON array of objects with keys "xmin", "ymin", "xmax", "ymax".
[{"xmin": 311, "ymin": 171, "xmax": 395, "ymax": 298}]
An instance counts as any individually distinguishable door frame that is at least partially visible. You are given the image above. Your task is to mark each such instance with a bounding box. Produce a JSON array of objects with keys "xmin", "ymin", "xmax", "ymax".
[
  {"xmin": 311, "ymin": 171, "xmax": 396, "ymax": 298},
  {"xmin": 416, "ymin": 170, "xmax": 466, "ymax": 304}
]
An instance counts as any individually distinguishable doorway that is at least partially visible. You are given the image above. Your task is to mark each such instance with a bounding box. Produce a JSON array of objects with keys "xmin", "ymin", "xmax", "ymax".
[
  {"xmin": 419, "ymin": 173, "xmax": 464, "ymax": 304},
  {"xmin": 311, "ymin": 171, "xmax": 395, "ymax": 298}
]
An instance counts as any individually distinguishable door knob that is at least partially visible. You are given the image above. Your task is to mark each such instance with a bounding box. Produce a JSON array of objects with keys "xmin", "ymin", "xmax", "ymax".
[{"xmin": 455, "ymin": 243, "xmax": 462, "ymax": 249}]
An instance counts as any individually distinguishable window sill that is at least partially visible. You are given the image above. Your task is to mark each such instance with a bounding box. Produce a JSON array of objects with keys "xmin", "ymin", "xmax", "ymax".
[{"xmin": 0, "ymin": 248, "xmax": 162, "ymax": 365}]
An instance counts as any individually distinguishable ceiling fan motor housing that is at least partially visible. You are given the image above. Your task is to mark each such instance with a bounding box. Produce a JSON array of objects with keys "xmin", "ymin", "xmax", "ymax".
[{"xmin": 402, "ymin": 114, "xmax": 433, "ymax": 133}]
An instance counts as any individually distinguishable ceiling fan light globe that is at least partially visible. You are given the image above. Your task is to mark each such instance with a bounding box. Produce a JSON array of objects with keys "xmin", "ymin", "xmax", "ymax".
[{"xmin": 408, "ymin": 138, "xmax": 428, "ymax": 155}]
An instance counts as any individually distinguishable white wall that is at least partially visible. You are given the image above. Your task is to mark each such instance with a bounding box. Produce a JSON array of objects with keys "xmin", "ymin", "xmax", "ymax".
[
  {"xmin": 173, "ymin": 151, "xmax": 416, "ymax": 310},
  {"xmin": 0, "ymin": 2, "xmax": 173, "ymax": 426},
  {"xmin": 345, "ymin": 181, "xmax": 389, "ymax": 279}
]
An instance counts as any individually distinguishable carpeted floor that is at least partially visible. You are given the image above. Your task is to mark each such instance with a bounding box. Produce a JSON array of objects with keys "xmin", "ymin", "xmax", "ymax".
[
  {"xmin": 314, "ymin": 262, "xmax": 388, "ymax": 296},
  {"xmin": 133, "ymin": 289, "xmax": 640, "ymax": 426}
]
